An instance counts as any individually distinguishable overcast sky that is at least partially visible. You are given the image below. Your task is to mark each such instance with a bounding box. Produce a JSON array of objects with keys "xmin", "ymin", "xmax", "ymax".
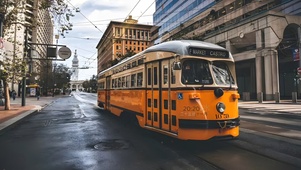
[{"xmin": 55, "ymin": 0, "xmax": 155, "ymax": 80}]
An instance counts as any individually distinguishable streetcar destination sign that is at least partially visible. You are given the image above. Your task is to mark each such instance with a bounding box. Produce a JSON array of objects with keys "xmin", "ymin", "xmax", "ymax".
[{"xmin": 188, "ymin": 47, "xmax": 229, "ymax": 58}]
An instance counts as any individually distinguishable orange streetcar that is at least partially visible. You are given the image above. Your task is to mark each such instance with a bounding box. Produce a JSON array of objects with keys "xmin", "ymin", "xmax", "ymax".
[{"xmin": 97, "ymin": 40, "xmax": 240, "ymax": 140}]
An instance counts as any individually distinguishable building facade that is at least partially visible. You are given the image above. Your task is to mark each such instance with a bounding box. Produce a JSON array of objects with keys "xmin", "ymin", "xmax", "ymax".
[
  {"xmin": 96, "ymin": 16, "xmax": 153, "ymax": 74},
  {"xmin": 153, "ymin": 0, "xmax": 301, "ymax": 101},
  {"xmin": 0, "ymin": 0, "xmax": 53, "ymax": 94}
]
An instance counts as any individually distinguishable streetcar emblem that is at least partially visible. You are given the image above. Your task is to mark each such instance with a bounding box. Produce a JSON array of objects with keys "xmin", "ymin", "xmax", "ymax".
[{"xmin": 178, "ymin": 93, "xmax": 183, "ymax": 100}]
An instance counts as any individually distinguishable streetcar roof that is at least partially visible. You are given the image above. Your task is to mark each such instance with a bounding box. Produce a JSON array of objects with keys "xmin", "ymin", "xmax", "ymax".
[
  {"xmin": 98, "ymin": 40, "xmax": 231, "ymax": 77},
  {"xmin": 144, "ymin": 40, "xmax": 227, "ymax": 55}
]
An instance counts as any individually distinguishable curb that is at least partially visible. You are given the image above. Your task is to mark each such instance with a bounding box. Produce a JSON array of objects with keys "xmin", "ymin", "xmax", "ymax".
[
  {"xmin": 0, "ymin": 99, "xmax": 56, "ymax": 135},
  {"xmin": 0, "ymin": 107, "xmax": 40, "ymax": 135}
]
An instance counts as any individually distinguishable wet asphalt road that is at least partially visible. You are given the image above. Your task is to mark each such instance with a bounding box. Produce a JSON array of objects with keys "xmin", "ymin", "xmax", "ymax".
[{"xmin": 0, "ymin": 93, "xmax": 216, "ymax": 170}]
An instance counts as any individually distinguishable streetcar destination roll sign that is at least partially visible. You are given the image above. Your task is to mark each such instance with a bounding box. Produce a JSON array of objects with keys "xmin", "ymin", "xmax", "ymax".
[{"xmin": 188, "ymin": 47, "xmax": 229, "ymax": 58}]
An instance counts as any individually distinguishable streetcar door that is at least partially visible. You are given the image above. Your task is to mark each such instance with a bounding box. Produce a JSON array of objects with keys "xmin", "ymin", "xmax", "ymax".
[
  {"xmin": 105, "ymin": 76, "xmax": 111, "ymax": 111},
  {"xmin": 146, "ymin": 61, "xmax": 161, "ymax": 128},
  {"xmin": 161, "ymin": 60, "xmax": 172, "ymax": 131}
]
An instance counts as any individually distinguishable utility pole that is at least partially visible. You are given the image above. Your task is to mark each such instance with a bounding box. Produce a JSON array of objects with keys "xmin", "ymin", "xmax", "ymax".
[
  {"xmin": 298, "ymin": 27, "xmax": 301, "ymax": 73},
  {"xmin": 0, "ymin": 13, "xmax": 4, "ymax": 106},
  {"xmin": 0, "ymin": 13, "xmax": 3, "ymax": 37},
  {"xmin": 22, "ymin": 28, "xmax": 28, "ymax": 106}
]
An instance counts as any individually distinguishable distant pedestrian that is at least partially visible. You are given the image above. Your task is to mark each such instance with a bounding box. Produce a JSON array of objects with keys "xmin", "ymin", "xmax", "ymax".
[
  {"xmin": 36, "ymin": 90, "xmax": 40, "ymax": 100},
  {"xmin": 12, "ymin": 90, "xmax": 16, "ymax": 100}
]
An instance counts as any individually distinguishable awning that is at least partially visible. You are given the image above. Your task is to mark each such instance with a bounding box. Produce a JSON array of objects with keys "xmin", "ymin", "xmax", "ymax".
[{"xmin": 27, "ymin": 84, "xmax": 40, "ymax": 88}]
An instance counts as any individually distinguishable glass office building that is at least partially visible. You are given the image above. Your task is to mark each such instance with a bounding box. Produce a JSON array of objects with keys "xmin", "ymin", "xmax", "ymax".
[{"xmin": 153, "ymin": 0, "xmax": 301, "ymax": 101}]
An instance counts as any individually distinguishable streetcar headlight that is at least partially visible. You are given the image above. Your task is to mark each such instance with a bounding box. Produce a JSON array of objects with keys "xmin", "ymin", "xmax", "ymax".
[
  {"xmin": 214, "ymin": 88, "xmax": 224, "ymax": 98},
  {"xmin": 216, "ymin": 102, "xmax": 225, "ymax": 113}
]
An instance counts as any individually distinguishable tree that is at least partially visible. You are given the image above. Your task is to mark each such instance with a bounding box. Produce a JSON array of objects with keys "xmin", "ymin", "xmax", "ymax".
[
  {"xmin": 82, "ymin": 80, "xmax": 90, "ymax": 91},
  {"xmin": 89, "ymin": 75, "xmax": 97, "ymax": 93},
  {"xmin": 82, "ymin": 75, "xmax": 97, "ymax": 92},
  {"xmin": 0, "ymin": 0, "xmax": 76, "ymax": 110},
  {"xmin": 0, "ymin": 56, "xmax": 27, "ymax": 110},
  {"xmin": 51, "ymin": 63, "xmax": 71, "ymax": 94}
]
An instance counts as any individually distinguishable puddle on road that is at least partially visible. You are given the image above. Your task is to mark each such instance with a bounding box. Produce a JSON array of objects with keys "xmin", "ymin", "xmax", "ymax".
[{"xmin": 94, "ymin": 139, "xmax": 130, "ymax": 151}]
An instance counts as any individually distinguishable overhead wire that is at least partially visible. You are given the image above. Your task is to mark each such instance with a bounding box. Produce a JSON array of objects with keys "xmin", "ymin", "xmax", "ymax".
[
  {"xmin": 125, "ymin": 0, "xmax": 142, "ymax": 20},
  {"xmin": 137, "ymin": 1, "xmax": 155, "ymax": 21},
  {"xmin": 66, "ymin": 0, "xmax": 104, "ymax": 34}
]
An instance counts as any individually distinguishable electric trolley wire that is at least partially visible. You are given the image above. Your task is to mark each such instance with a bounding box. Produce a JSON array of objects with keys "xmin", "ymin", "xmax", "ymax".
[
  {"xmin": 137, "ymin": 1, "xmax": 155, "ymax": 21},
  {"xmin": 66, "ymin": 0, "xmax": 104, "ymax": 34},
  {"xmin": 125, "ymin": 0, "xmax": 142, "ymax": 20}
]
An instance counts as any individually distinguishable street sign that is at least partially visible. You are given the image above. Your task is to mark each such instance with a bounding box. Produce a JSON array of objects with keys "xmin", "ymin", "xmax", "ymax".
[{"xmin": 58, "ymin": 46, "xmax": 71, "ymax": 60}]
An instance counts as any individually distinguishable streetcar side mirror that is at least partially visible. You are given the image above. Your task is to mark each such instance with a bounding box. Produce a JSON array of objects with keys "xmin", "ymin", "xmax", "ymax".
[{"xmin": 173, "ymin": 62, "xmax": 182, "ymax": 70}]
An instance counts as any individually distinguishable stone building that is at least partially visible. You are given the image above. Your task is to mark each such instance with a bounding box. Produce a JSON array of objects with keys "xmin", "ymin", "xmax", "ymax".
[
  {"xmin": 152, "ymin": 0, "xmax": 301, "ymax": 101},
  {"xmin": 96, "ymin": 15, "xmax": 153, "ymax": 73}
]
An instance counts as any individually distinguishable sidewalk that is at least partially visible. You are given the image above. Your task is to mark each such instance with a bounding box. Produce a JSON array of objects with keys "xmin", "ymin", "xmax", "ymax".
[
  {"xmin": 0, "ymin": 95, "xmax": 59, "ymax": 132},
  {"xmin": 239, "ymin": 100, "xmax": 301, "ymax": 116}
]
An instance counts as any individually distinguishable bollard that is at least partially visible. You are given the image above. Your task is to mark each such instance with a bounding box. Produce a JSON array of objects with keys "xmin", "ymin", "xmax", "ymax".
[
  {"xmin": 275, "ymin": 92, "xmax": 280, "ymax": 103},
  {"xmin": 292, "ymin": 92, "xmax": 297, "ymax": 103},
  {"xmin": 258, "ymin": 92, "xmax": 263, "ymax": 103}
]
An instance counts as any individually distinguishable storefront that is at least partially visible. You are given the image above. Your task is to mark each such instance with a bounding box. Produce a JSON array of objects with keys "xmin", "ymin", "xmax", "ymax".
[{"xmin": 27, "ymin": 84, "xmax": 40, "ymax": 97}]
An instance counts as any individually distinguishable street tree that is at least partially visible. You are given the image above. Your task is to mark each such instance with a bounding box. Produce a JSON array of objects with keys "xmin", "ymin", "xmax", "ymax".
[
  {"xmin": 0, "ymin": 57, "xmax": 27, "ymax": 109},
  {"xmin": 51, "ymin": 63, "xmax": 72, "ymax": 94},
  {"xmin": 0, "ymin": 0, "xmax": 76, "ymax": 110},
  {"xmin": 82, "ymin": 75, "xmax": 97, "ymax": 92}
]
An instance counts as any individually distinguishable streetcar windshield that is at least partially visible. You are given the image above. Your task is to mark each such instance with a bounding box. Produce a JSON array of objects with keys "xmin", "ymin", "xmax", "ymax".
[
  {"xmin": 212, "ymin": 61, "xmax": 234, "ymax": 86},
  {"xmin": 181, "ymin": 60, "xmax": 213, "ymax": 85}
]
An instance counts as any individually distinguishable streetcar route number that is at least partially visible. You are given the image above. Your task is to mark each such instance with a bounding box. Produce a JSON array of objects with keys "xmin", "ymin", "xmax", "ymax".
[
  {"xmin": 215, "ymin": 114, "xmax": 229, "ymax": 119},
  {"xmin": 183, "ymin": 106, "xmax": 200, "ymax": 111}
]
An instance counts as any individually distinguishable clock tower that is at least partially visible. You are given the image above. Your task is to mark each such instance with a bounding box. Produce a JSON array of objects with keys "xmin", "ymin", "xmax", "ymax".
[{"xmin": 71, "ymin": 50, "xmax": 79, "ymax": 81}]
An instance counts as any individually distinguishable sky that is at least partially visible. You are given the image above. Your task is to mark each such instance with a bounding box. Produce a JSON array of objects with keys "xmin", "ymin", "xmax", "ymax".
[{"xmin": 55, "ymin": 0, "xmax": 156, "ymax": 81}]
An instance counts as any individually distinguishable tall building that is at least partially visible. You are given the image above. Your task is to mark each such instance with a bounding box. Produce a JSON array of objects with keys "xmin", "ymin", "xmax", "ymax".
[
  {"xmin": 153, "ymin": 0, "xmax": 301, "ymax": 101},
  {"xmin": 1, "ymin": 0, "xmax": 53, "ymax": 93},
  {"xmin": 96, "ymin": 16, "xmax": 153, "ymax": 74}
]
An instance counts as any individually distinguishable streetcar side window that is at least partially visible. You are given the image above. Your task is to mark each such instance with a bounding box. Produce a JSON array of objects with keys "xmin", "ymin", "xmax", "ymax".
[
  {"xmin": 118, "ymin": 78, "xmax": 122, "ymax": 88},
  {"xmin": 154, "ymin": 67, "xmax": 158, "ymax": 85},
  {"xmin": 112, "ymin": 79, "xmax": 115, "ymax": 88},
  {"xmin": 163, "ymin": 65, "xmax": 168, "ymax": 84},
  {"xmin": 122, "ymin": 76, "xmax": 125, "ymax": 88},
  {"xmin": 171, "ymin": 63, "xmax": 176, "ymax": 84},
  {"xmin": 147, "ymin": 68, "xmax": 152, "ymax": 85},
  {"xmin": 131, "ymin": 74, "xmax": 136, "ymax": 87},
  {"xmin": 137, "ymin": 72, "xmax": 143, "ymax": 87},
  {"xmin": 114, "ymin": 78, "xmax": 118, "ymax": 88},
  {"xmin": 126, "ymin": 75, "xmax": 130, "ymax": 87}
]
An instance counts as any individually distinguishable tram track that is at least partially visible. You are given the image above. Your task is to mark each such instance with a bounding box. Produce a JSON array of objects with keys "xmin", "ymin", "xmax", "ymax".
[
  {"xmin": 156, "ymin": 122, "xmax": 301, "ymax": 170},
  {"xmin": 167, "ymin": 134, "xmax": 300, "ymax": 170}
]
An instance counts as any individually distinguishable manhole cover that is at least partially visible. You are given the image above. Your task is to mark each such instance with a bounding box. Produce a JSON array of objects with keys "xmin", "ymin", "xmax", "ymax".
[{"xmin": 94, "ymin": 139, "xmax": 130, "ymax": 151}]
